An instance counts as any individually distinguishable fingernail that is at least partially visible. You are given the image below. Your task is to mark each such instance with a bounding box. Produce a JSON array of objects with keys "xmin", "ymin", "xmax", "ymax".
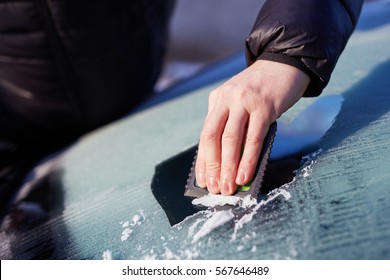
[
  {"xmin": 196, "ymin": 172, "xmax": 206, "ymax": 188},
  {"xmin": 236, "ymin": 169, "xmax": 246, "ymax": 185},
  {"xmin": 208, "ymin": 177, "xmax": 219, "ymax": 193},
  {"xmin": 221, "ymin": 179, "xmax": 230, "ymax": 195}
]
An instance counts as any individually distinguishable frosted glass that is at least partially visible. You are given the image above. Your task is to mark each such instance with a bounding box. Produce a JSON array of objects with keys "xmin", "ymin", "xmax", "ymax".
[{"xmin": 1, "ymin": 1, "xmax": 389, "ymax": 259}]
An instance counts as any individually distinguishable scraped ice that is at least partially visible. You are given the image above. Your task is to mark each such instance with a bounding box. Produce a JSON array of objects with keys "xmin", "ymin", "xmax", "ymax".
[
  {"xmin": 132, "ymin": 214, "xmax": 142, "ymax": 224},
  {"xmin": 299, "ymin": 149, "xmax": 323, "ymax": 178},
  {"xmin": 241, "ymin": 194, "xmax": 258, "ymax": 208},
  {"xmin": 120, "ymin": 210, "xmax": 146, "ymax": 242},
  {"xmin": 182, "ymin": 249, "xmax": 200, "ymax": 259},
  {"xmin": 143, "ymin": 249, "xmax": 157, "ymax": 260},
  {"xmin": 162, "ymin": 247, "xmax": 180, "ymax": 260},
  {"xmin": 237, "ymin": 245, "xmax": 244, "ymax": 252},
  {"xmin": 189, "ymin": 188, "xmax": 292, "ymax": 244},
  {"xmin": 232, "ymin": 188, "xmax": 292, "ymax": 241},
  {"xmin": 192, "ymin": 193, "xmax": 241, "ymax": 207},
  {"xmin": 192, "ymin": 193, "xmax": 257, "ymax": 208},
  {"xmin": 192, "ymin": 209, "xmax": 234, "ymax": 243},
  {"xmin": 102, "ymin": 249, "xmax": 112, "ymax": 260},
  {"xmin": 188, "ymin": 217, "xmax": 206, "ymax": 236},
  {"xmin": 121, "ymin": 221, "xmax": 130, "ymax": 228},
  {"xmin": 121, "ymin": 228, "xmax": 133, "ymax": 242}
]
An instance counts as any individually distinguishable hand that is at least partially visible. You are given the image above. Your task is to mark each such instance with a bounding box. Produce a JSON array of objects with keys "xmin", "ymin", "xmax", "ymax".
[{"xmin": 195, "ymin": 59, "xmax": 310, "ymax": 195}]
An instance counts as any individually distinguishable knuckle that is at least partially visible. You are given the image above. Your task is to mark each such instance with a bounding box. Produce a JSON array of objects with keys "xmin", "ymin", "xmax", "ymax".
[
  {"xmin": 206, "ymin": 161, "xmax": 221, "ymax": 172},
  {"xmin": 209, "ymin": 87, "xmax": 224, "ymax": 101},
  {"xmin": 221, "ymin": 164, "xmax": 236, "ymax": 177},
  {"xmin": 205, "ymin": 163, "xmax": 221, "ymax": 181},
  {"xmin": 245, "ymin": 134, "xmax": 263, "ymax": 146},
  {"xmin": 220, "ymin": 83, "xmax": 235, "ymax": 95},
  {"xmin": 208, "ymin": 89, "xmax": 218, "ymax": 102},
  {"xmin": 200, "ymin": 127, "xmax": 218, "ymax": 143},
  {"xmin": 240, "ymin": 155, "xmax": 257, "ymax": 170},
  {"xmin": 221, "ymin": 130, "xmax": 239, "ymax": 145},
  {"xmin": 213, "ymin": 83, "xmax": 235, "ymax": 98},
  {"xmin": 195, "ymin": 158, "xmax": 205, "ymax": 172},
  {"xmin": 236, "ymin": 87, "xmax": 250, "ymax": 99}
]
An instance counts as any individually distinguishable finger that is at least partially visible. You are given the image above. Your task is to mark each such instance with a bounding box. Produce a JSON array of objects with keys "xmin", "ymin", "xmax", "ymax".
[
  {"xmin": 236, "ymin": 113, "xmax": 269, "ymax": 186},
  {"xmin": 207, "ymin": 89, "xmax": 219, "ymax": 114},
  {"xmin": 196, "ymin": 90, "xmax": 220, "ymax": 188},
  {"xmin": 220, "ymin": 109, "xmax": 248, "ymax": 195},
  {"xmin": 195, "ymin": 143, "xmax": 207, "ymax": 188},
  {"xmin": 199, "ymin": 106, "xmax": 229, "ymax": 194}
]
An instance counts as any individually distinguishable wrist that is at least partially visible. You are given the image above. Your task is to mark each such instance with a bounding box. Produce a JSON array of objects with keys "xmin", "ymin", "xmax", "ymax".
[{"xmin": 251, "ymin": 59, "xmax": 310, "ymax": 117}]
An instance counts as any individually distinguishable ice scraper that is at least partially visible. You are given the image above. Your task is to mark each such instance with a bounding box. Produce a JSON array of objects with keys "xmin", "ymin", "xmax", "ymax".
[
  {"xmin": 184, "ymin": 122, "xmax": 277, "ymax": 199},
  {"xmin": 151, "ymin": 122, "xmax": 277, "ymax": 226}
]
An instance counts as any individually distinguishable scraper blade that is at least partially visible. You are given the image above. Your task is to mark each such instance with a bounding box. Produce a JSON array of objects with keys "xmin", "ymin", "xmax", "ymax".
[{"xmin": 185, "ymin": 122, "xmax": 277, "ymax": 199}]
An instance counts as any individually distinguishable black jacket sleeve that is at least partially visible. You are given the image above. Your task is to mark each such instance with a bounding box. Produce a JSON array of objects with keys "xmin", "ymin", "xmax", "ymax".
[{"xmin": 245, "ymin": 0, "xmax": 363, "ymax": 97}]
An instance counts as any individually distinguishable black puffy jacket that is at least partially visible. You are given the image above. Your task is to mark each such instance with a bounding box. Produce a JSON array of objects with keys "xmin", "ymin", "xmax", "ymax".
[
  {"xmin": 246, "ymin": 0, "xmax": 363, "ymax": 97},
  {"xmin": 0, "ymin": 0, "xmax": 174, "ymax": 148},
  {"xmin": 0, "ymin": 0, "xmax": 362, "ymax": 149}
]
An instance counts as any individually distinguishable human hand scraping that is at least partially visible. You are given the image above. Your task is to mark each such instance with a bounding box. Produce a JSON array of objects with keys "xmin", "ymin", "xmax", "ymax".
[{"xmin": 195, "ymin": 60, "xmax": 309, "ymax": 195}]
